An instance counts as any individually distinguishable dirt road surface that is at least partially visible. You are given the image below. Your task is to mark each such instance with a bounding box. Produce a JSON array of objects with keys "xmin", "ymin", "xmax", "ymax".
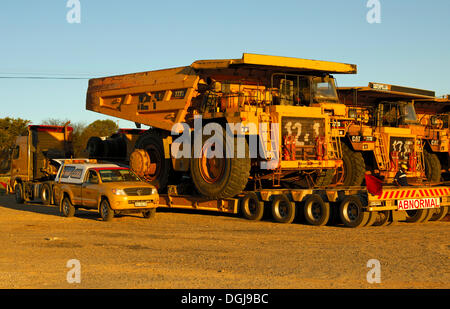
[{"xmin": 0, "ymin": 195, "xmax": 448, "ymax": 289}]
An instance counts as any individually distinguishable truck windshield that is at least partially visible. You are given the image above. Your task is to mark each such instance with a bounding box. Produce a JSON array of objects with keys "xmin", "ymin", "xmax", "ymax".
[
  {"xmin": 402, "ymin": 102, "xmax": 418, "ymax": 123},
  {"xmin": 312, "ymin": 77, "xmax": 339, "ymax": 102},
  {"xmin": 98, "ymin": 169, "xmax": 141, "ymax": 182}
]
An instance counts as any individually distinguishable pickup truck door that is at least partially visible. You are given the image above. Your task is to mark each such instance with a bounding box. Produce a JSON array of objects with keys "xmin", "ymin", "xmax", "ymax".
[{"xmin": 82, "ymin": 169, "xmax": 100, "ymax": 208}]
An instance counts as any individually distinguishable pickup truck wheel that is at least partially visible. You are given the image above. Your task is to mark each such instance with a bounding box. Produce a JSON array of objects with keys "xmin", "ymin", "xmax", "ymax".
[
  {"xmin": 40, "ymin": 183, "xmax": 51, "ymax": 205},
  {"xmin": 339, "ymin": 196, "xmax": 370, "ymax": 228},
  {"xmin": 61, "ymin": 196, "xmax": 75, "ymax": 217},
  {"xmin": 142, "ymin": 208, "xmax": 156, "ymax": 219},
  {"xmin": 100, "ymin": 199, "xmax": 114, "ymax": 221},
  {"xmin": 15, "ymin": 184, "xmax": 24, "ymax": 204}
]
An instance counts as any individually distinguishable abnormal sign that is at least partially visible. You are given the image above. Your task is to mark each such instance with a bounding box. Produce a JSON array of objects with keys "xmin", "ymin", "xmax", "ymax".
[{"xmin": 397, "ymin": 198, "xmax": 440, "ymax": 210}]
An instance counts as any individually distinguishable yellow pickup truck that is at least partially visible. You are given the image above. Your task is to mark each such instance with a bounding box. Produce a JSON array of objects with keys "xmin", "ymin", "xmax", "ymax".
[{"xmin": 53, "ymin": 160, "xmax": 159, "ymax": 221}]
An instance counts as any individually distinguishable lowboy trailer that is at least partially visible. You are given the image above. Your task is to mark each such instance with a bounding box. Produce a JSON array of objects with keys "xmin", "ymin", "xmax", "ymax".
[{"xmin": 157, "ymin": 184, "xmax": 450, "ymax": 228}]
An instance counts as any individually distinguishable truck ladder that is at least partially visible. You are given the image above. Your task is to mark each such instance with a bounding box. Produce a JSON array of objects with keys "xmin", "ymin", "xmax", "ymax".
[{"xmin": 373, "ymin": 132, "xmax": 389, "ymax": 170}]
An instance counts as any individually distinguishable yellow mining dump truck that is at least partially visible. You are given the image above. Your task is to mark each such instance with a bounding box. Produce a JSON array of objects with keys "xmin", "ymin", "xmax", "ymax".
[
  {"xmin": 414, "ymin": 96, "xmax": 450, "ymax": 181},
  {"xmin": 9, "ymin": 125, "xmax": 74, "ymax": 204},
  {"xmin": 338, "ymin": 82, "xmax": 443, "ymax": 184},
  {"xmin": 86, "ymin": 53, "xmax": 357, "ymax": 198}
]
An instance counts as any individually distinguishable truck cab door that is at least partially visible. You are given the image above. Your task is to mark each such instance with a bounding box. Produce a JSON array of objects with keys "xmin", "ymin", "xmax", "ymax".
[{"xmin": 82, "ymin": 170, "xmax": 100, "ymax": 209}]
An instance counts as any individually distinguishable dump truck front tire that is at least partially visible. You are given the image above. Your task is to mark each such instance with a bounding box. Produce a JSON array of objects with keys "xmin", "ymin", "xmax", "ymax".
[
  {"xmin": 190, "ymin": 132, "xmax": 250, "ymax": 199},
  {"xmin": 424, "ymin": 150, "xmax": 441, "ymax": 182},
  {"xmin": 342, "ymin": 143, "xmax": 365, "ymax": 187}
]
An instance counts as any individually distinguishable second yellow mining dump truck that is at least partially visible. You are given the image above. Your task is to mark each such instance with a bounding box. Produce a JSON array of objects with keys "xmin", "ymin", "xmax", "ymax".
[
  {"xmin": 86, "ymin": 53, "xmax": 357, "ymax": 199},
  {"xmin": 414, "ymin": 96, "xmax": 450, "ymax": 181},
  {"xmin": 338, "ymin": 82, "xmax": 445, "ymax": 184}
]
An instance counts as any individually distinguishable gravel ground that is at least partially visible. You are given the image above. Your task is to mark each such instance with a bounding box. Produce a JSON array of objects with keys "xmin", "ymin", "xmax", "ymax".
[{"xmin": 0, "ymin": 195, "xmax": 448, "ymax": 289}]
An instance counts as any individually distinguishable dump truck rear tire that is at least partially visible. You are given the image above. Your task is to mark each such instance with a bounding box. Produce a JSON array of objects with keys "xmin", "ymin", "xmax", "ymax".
[
  {"xmin": 134, "ymin": 130, "xmax": 171, "ymax": 191},
  {"xmin": 314, "ymin": 169, "xmax": 335, "ymax": 187},
  {"xmin": 342, "ymin": 143, "xmax": 365, "ymax": 186},
  {"xmin": 424, "ymin": 150, "xmax": 441, "ymax": 182},
  {"xmin": 190, "ymin": 131, "xmax": 250, "ymax": 199}
]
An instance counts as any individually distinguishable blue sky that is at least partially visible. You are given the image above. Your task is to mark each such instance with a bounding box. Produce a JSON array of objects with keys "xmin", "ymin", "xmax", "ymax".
[{"xmin": 0, "ymin": 0, "xmax": 449, "ymax": 127}]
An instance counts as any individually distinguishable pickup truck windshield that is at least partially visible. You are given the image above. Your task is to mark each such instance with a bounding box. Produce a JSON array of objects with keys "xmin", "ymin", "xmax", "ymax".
[{"xmin": 98, "ymin": 169, "xmax": 141, "ymax": 183}]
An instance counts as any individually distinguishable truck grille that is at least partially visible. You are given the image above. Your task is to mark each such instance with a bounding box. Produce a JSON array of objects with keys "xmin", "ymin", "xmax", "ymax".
[
  {"xmin": 281, "ymin": 117, "xmax": 325, "ymax": 159},
  {"xmin": 124, "ymin": 188, "xmax": 153, "ymax": 196}
]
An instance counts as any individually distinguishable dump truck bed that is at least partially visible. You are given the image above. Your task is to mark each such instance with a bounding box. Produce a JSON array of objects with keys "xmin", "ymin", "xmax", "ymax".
[{"xmin": 86, "ymin": 53, "xmax": 357, "ymax": 131}]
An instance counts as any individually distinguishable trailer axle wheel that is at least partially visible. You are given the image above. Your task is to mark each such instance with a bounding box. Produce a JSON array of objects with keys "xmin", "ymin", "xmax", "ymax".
[
  {"xmin": 303, "ymin": 194, "xmax": 330, "ymax": 226},
  {"xmin": 339, "ymin": 196, "xmax": 370, "ymax": 228},
  {"xmin": 429, "ymin": 207, "xmax": 449, "ymax": 221},
  {"xmin": 271, "ymin": 194, "xmax": 296, "ymax": 224},
  {"xmin": 240, "ymin": 192, "xmax": 264, "ymax": 221}
]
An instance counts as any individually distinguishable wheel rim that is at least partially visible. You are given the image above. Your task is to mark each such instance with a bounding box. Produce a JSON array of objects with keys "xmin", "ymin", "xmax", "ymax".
[
  {"xmin": 309, "ymin": 202, "xmax": 322, "ymax": 220},
  {"xmin": 101, "ymin": 201, "xmax": 109, "ymax": 218},
  {"xmin": 247, "ymin": 199, "xmax": 258, "ymax": 215},
  {"xmin": 42, "ymin": 188, "xmax": 48, "ymax": 201},
  {"xmin": 144, "ymin": 144, "xmax": 162, "ymax": 180},
  {"xmin": 344, "ymin": 201, "xmax": 359, "ymax": 222},
  {"xmin": 276, "ymin": 201, "xmax": 289, "ymax": 218},
  {"xmin": 199, "ymin": 142, "xmax": 225, "ymax": 184},
  {"xmin": 63, "ymin": 199, "xmax": 70, "ymax": 215}
]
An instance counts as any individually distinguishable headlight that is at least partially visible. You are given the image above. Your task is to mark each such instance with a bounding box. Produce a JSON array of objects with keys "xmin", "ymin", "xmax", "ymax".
[
  {"xmin": 151, "ymin": 188, "xmax": 158, "ymax": 195},
  {"xmin": 112, "ymin": 189, "xmax": 127, "ymax": 195}
]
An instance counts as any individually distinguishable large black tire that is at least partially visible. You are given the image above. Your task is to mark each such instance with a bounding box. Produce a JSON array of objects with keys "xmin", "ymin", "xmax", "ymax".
[
  {"xmin": 339, "ymin": 195, "xmax": 370, "ymax": 228},
  {"xmin": 134, "ymin": 130, "xmax": 172, "ymax": 191},
  {"xmin": 405, "ymin": 209, "xmax": 430, "ymax": 223},
  {"xmin": 40, "ymin": 183, "xmax": 52, "ymax": 206},
  {"xmin": 15, "ymin": 183, "xmax": 24, "ymax": 204},
  {"xmin": 100, "ymin": 199, "xmax": 114, "ymax": 221},
  {"xmin": 424, "ymin": 150, "xmax": 441, "ymax": 182},
  {"xmin": 240, "ymin": 192, "xmax": 264, "ymax": 221},
  {"xmin": 372, "ymin": 211, "xmax": 391, "ymax": 227},
  {"xmin": 303, "ymin": 194, "xmax": 330, "ymax": 226},
  {"xmin": 142, "ymin": 208, "xmax": 156, "ymax": 219},
  {"xmin": 61, "ymin": 196, "xmax": 75, "ymax": 217},
  {"xmin": 314, "ymin": 169, "xmax": 335, "ymax": 187},
  {"xmin": 342, "ymin": 143, "xmax": 365, "ymax": 187},
  {"xmin": 190, "ymin": 128, "xmax": 251, "ymax": 199},
  {"xmin": 86, "ymin": 136, "xmax": 104, "ymax": 158},
  {"xmin": 271, "ymin": 194, "xmax": 296, "ymax": 224},
  {"xmin": 429, "ymin": 207, "xmax": 448, "ymax": 221}
]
